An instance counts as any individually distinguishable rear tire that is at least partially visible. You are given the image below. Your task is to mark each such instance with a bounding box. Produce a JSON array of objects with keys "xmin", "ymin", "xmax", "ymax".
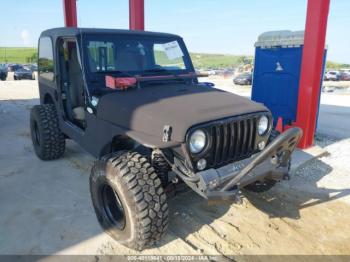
[
  {"xmin": 30, "ymin": 104, "xmax": 65, "ymax": 160},
  {"xmin": 90, "ymin": 151, "xmax": 169, "ymax": 250}
]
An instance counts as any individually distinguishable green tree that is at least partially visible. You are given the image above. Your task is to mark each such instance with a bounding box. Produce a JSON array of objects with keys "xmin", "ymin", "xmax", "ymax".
[{"xmin": 26, "ymin": 52, "xmax": 38, "ymax": 63}]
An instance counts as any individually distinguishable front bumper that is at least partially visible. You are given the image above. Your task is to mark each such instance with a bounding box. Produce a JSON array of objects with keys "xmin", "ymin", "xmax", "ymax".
[{"xmin": 177, "ymin": 127, "xmax": 302, "ymax": 204}]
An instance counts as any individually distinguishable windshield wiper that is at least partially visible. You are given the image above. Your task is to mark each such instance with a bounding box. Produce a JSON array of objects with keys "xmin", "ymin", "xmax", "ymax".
[
  {"xmin": 142, "ymin": 68, "xmax": 181, "ymax": 76},
  {"xmin": 140, "ymin": 69, "xmax": 198, "ymax": 85},
  {"xmin": 143, "ymin": 68, "xmax": 172, "ymax": 73}
]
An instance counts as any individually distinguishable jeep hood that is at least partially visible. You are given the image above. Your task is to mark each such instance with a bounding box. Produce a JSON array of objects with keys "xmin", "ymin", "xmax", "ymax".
[{"xmin": 97, "ymin": 83, "xmax": 268, "ymax": 148}]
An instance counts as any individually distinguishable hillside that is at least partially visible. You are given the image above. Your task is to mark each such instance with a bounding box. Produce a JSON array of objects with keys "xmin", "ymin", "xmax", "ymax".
[
  {"xmin": 0, "ymin": 47, "xmax": 37, "ymax": 64},
  {"xmin": 1, "ymin": 47, "xmax": 348, "ymax": 70},
  {"xmin": 190, "ymin": 53, "xmax": 253, "ymax": 69}
]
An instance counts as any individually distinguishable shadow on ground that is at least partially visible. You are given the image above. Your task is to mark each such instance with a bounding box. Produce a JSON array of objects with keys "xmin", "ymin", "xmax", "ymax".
[{"xmin": 244, "ymin": 158, "xmax": 350, "ymax": 219}]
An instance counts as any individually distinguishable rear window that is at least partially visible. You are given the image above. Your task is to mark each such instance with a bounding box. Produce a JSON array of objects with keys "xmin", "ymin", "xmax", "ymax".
[{"xmin": 38, "ymin": 37, "xmax": 54, "ymax": 81}]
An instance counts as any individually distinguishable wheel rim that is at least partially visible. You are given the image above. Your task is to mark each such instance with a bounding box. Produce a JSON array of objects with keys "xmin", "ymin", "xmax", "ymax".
[
  {"xmin": 33, "ymin": 121, "xmax": 40, "ymax": 146},
  {"xmin": 101, "ymin": 184, "xmax": 126, "ymax": 230}
]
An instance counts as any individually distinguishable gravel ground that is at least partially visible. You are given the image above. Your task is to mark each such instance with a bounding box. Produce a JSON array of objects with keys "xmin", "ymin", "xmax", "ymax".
[{"xmin": 0, "ymin": 76, "xmax": 349, "ymax": 256}]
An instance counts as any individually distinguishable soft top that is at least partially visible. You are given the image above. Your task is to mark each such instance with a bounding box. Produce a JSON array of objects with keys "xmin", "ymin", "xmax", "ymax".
[{"xmin": 40, "ymin": 27, "xmax": 182, "ymax": 41}]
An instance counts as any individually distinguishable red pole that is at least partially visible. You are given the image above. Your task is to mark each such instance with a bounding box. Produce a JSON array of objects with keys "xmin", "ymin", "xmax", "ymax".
[
  {"xmin": 295, "ymin": 0, "xmax": 330, "ymax": 148},
  {"xmin": 129, "ymin": 0, "xmax": 145, "ymax": 30},
  {"xmin": 63, "ymin": 0, "xmax": 77, "ymax": 27}
]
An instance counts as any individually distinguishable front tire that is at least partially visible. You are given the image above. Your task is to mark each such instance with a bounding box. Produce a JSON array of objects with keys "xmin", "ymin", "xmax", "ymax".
[
  {"xmin": 30, "ymin": 104, "xmax": 65, "ymax": 160},
  {"xmin": 90, "ymin": 151, "xmax": 169, "ymax": 250}
]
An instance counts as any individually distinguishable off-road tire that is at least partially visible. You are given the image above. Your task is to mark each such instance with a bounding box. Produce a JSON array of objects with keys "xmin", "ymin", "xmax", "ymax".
[
  {"xmin": 30, "ymin": 104, "xmax": 65, "ymax": 160},
  {"xmin": 152, "ymin": 152, "xmax": 170, "ymax": 187},
  {"xmin": 244, "ymin": 129, "xmax": 290, "ymax": 193},
  {"xmin": 90, "ymin": 151, "xmax": 169, "ymax": 250}
]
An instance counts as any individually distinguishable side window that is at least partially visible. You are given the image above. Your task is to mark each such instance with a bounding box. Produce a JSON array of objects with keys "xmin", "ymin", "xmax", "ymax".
[
  {"xmin": 38, "ymin": 37, "xmax": 54, "ymax": 81},
  {"xmin": 153, "ymin": 41, "xmax": 186, "ymax": 70},
  {"xmin": 87, "ymin": 41, "xmax": 116, "ymax": 72}
]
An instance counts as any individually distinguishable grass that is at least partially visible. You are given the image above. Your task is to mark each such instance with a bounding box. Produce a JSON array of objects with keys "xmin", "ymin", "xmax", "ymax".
[
  {"xmin": 326, "ymin": 61, "xmax": 350, "ymax": 70},
  {"xmin": 190, "ymin": 53, "xmax": 253, "ymax": 69},
  {"xmin": 1, "ymin": 47, "xmax": 348, "ymax": 70},
  {"xmin": 0, "ymin": 47, "xmax": 37, "ymax": 64}
]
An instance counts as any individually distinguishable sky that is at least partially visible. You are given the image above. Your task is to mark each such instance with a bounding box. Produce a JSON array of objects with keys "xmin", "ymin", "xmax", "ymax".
[{"xmin": 0, "ymin": 0, "xmax": 349, "ymax": 63}]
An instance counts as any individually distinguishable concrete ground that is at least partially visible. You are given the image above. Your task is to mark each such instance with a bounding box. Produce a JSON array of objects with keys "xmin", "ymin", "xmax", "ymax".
[{"xmin": 1, "ymin": 75, "xmax": 350, "ymax": 256}]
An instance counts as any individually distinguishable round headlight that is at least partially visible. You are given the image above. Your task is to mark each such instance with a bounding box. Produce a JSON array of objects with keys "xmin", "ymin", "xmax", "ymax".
[
  {"xmin": 258, "ymin": 115, "xmax": 269, "ymax": 135},
  {"xmin": 189, "ymin": 130, "xmax": 206, "ymax": 154}
]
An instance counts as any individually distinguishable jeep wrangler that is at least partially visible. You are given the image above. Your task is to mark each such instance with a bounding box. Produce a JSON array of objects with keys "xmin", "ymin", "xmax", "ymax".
[{"xmin": 30, "ymin": 28, "xmax": 302, "ymax": 250}]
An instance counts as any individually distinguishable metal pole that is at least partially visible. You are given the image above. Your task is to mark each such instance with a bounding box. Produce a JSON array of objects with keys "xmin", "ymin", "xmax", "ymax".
[
  {"xmin": 63, "ymin": 0, "xmax": 78, "ymax": 27},
  {"xmin": 295, "ymin": 0, "xmax": 330, "ymax": 148},
  {"xmin": 129, "ymin": 0, "xmax": 145, "ymax": 30}
]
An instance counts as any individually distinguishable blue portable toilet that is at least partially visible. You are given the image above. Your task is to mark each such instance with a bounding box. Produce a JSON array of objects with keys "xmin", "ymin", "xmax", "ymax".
[{"xmin": 251, "ymin": 30, "xmax": 326, "ymax": 127}]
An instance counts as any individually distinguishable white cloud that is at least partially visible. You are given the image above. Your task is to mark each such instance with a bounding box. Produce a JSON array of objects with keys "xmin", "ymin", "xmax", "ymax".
[{"xmin": 20, "ymin": 29, "xmax": 31, "ymax": 45}]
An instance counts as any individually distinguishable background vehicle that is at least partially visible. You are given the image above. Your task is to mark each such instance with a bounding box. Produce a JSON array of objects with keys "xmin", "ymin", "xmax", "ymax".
[
  {"xmin": 324, "ymin": 70, "xmax": 340, "ymax": 81},
  {"xmin": 7, "ymin": 63, "xmax": 23, "ymax": 72},
  {"xmin": 30, "ymin": 27, "xmax": 301, "ymax": 251},
  {"xmin": 14, "ymin": 68, "xmax": 35, "ymax": 80},
  {"xmin": 339, "ymin": 72, "xmax": 350, "ymax": 81},
  {"xmin": 233, "ymin": 72, "xmax": 252, "ymax": 85},
  {"xmin": 205, "ymin": 69, "xmax": 216, "ymax": 75},
  {"xmin": 0, "ymin": 63, "xmax": 8, "ymax": 81},
  {"xmin": 23, "ymin": 63, "xmax": 38, "ymax": 72}
]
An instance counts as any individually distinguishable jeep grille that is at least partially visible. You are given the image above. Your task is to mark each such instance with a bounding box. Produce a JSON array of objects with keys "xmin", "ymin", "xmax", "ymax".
[
  {"xmin": 210, "ymin": 117, "xmax": 257, "ymax": 166},
  {"xmin": 187, "ymin": 113, "xmax": 270, "ymax": 171}
]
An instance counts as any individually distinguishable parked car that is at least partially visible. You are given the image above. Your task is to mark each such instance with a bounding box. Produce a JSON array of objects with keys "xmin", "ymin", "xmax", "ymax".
[
  {"xmin": 233, "ymin": 72, "xmax": 252, "ymax": 85},
  {"xmin": 339, "ymin": 72, "xmax": 350, "ymax": 81},
  {"xmin": 14, "ymin": 68, "xmax": 35, "ymax": 80},
  {"xmin": 205, "ymin": 69, "xmax": 216, "ymax": 75},
  {"xmin": 23, "ymin": 63, "xmax": 38, "ymax": 72},
  {"xmin": 340, "ymin": 68, "xmax": 350, "ymax": 74},
  {"xmin": 324, "ymin": 71, "xmax": 340, "ymax": 81},
  {"xmin": 8, "ymin": 64, "xmax": 23, "ymax": 72},
  {"xmin": 31, "ymin": 63, "xmax": 38, "ymax": 71},
  {"xmin": 0, "ymin": 63, "xmax": 8, "ymax": 81}
]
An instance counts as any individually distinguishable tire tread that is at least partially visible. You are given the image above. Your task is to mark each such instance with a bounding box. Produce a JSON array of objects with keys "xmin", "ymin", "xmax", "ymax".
[
  {"xmin": 30, "ymin": 104, "xmax": 65, "ymax": 160},
  {"xmin": 92, "ymin": 151, "xmax": 168, "ymax": 250}
]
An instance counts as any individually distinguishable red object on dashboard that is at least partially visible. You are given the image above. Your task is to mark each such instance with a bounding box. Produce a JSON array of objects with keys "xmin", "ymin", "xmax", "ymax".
[{"xmin": 105, "ymin": 76, "xmax": 137, "ymax": 90}]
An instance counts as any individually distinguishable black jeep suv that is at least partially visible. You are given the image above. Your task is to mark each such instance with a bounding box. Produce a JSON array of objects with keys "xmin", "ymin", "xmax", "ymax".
[{"xmin": 30, "ymin": 28, "xmax": 301, "ymax": 250}]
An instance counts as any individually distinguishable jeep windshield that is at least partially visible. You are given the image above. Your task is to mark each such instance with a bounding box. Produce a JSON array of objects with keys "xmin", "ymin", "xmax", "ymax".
[{"xmin": 83, "ymin": 34, "xmax": 193, "ymax": 80}]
